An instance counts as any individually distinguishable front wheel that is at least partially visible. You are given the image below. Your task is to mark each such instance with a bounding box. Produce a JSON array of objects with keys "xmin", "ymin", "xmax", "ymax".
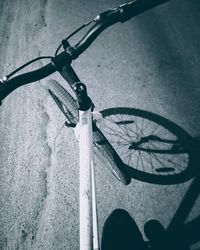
[{"xmin": 45, "ymin": 79, "xmax": 131, "ymax": 185}]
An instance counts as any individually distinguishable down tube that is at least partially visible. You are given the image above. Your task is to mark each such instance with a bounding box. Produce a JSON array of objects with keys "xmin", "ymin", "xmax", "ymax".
[{"xmin": 79, "ymin": 108, "xmax": 99, "ymax": 250}]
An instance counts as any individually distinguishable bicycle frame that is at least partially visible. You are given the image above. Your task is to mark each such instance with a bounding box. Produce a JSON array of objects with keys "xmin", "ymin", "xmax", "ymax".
[
  {"xmin": 74, "ymin": 84, "xmax": 100, "ymax": 250},
  {"xmin": 79, "ymin": 108, "xmax": 98, "ymax": 250}
]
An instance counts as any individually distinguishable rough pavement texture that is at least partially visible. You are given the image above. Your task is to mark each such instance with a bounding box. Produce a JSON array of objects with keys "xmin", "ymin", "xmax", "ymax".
[{"xmin": 0, "ymin": 0, "xmax": 200, "ymax": 249}]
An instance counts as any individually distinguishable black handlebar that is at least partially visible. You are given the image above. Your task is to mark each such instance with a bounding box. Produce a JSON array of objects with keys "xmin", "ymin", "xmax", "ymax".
[
  {"xmin": 73, "ymin": 0, "xmax": 169, "ymax": 58},
  {"xmin": 118, "ymin": 0, "xmax": 168, "ymax": 22},
  {"xmin": 0, "ymin": 63, "xmax": 56, "ymax": 104},
  {"xmin": 0, "ymin": 0, "xmax": 169, "ymax": 104}
]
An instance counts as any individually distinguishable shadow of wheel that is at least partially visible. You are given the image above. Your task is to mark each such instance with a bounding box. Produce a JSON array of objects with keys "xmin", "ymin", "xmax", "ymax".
[{"xmin": 98, "ymin": 107, "xmax": 198, "ymax": 185}]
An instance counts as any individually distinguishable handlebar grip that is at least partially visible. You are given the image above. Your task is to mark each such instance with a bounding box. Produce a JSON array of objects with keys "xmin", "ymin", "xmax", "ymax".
[
  {"xmin": 119, "ymin": 0, "xmax": 169, "ymax": 22},
  {"xmin": 0, "ymin": 63, "xmax": 56, "ymax": 104}
]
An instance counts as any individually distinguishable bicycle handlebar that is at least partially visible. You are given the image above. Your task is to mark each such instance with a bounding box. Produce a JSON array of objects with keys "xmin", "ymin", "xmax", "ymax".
[
  {"xmin": 0, "ymin": 0, "xmax": 168, "ymax": 104},
  {"xmin": 71, "ymin": 0, "xmax": 169, "ymax": 57},
  {"xmin": 0, "ymin": 63, "xmax": 56, "ymax": 103},
  {"xmin": 118, "ymin": 0, "xmax": 168, "ymax": 22}
]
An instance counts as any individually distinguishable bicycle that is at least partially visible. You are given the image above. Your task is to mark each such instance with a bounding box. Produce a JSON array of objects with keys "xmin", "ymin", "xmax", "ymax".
[{"xmin": 1, "ymin": 0, "xmax": 197, "ymax": 249}]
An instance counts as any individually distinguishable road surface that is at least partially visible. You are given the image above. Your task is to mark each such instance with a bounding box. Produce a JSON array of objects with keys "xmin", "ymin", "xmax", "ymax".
[{"xmin": 0, "ymin": 0, "xmax": 200, "ymax": 249}]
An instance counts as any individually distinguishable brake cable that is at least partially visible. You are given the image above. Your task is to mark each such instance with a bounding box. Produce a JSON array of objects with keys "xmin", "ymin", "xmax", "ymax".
[{"xmin": 55, "ymin": 19, "xmax": 95, "ymax": 56}]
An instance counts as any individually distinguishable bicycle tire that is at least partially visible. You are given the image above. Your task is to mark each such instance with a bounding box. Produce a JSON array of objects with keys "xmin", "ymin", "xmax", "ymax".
[
  {"xmin": 98, "ymin": 107, "xmax": 197, "ymax": 184},
  {"xmin": 45, "ymin": 79, "xmax": 131, "ymax": 185}
]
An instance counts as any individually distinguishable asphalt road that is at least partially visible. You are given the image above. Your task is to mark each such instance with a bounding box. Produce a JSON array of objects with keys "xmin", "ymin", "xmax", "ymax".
[{"xmin": 0, "ymin": 0, "xmax": 200, "ymax": 249}]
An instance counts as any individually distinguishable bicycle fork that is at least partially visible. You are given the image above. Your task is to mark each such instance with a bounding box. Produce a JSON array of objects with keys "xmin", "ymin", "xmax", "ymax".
[{"xmin": 73, "ymin": 82, "xmax": 100, "ymax": 250}]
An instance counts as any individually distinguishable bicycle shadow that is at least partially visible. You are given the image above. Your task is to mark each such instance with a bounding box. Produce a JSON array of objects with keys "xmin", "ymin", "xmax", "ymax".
[
  {"xmin": 100, "ymin": 107, "xmax": 200, "ymax": 248},
  {"xmin": 100, "ymin": 107, "xmax": 199, "ymax": 185}
]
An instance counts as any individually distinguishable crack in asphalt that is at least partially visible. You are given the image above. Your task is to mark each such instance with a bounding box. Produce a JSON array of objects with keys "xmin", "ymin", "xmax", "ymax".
[
  {"xmin": 28, "ymin": 98, "xmax": 54, "ymax": 249},
  {"xmin": 0, "ymin": 107, "xmax": 53, "ymax": 250},
  {"xmin": 34, "ymin": 0, "xmax": 48, "ymax": 30},
  {"xmin": 0, "ymin": 1, "xmax": 19, "ymax": 74}
]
